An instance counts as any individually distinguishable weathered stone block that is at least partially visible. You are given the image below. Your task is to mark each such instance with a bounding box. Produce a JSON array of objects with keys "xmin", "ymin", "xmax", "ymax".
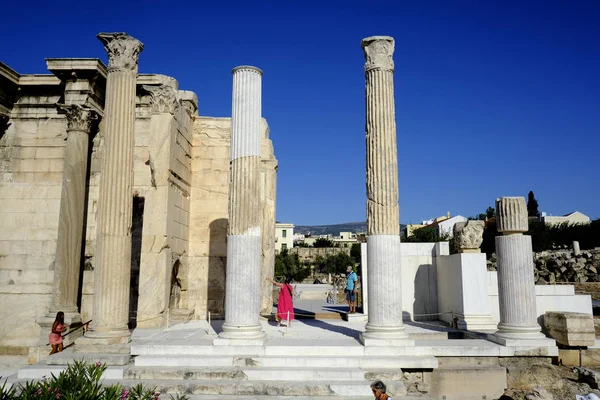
[
  {"xmin": 544, "ymin": 311, "xmax": 595, "ymax": 347},
  {"xmin": 453, "ymin": 220, "xmax": 484, "ymax": 253},
  {"xmin": 496, "ymin": 197, "xmax": 528, "ymax": 233}
]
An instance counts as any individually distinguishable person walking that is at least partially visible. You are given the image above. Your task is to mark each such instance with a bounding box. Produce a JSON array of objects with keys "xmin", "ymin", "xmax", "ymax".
[
  {"xmin": 371, "ymin": 380, "xmax": 392, "ymax": 399},
  {"xmin": 48, "ymin": 311, "xmax": 69, "ymax": 355},
  {"xmin": 266, "ymin": 276, "xmax": 295, "ymax": 326},
  {"xmin": 345, "ymin": 266, "xmax": 358, "ymax": 314}
]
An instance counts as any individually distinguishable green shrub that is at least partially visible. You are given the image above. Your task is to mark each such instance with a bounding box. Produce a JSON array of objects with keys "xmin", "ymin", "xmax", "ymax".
[{"xmin": 0, "ymin": 361, "xmax": 189, "ymax": 400}]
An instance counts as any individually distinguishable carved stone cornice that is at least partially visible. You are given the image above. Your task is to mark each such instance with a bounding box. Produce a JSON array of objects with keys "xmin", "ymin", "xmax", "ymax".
[
  {"xmin": 362, "ymin": 36, "xmax": 395, "ymax": 73},
  {"xmin": 57, "ymin": 104, "xmax": 98, "ymax": 133},
  {"xmin": 143, "ymin": 84, "xmax": 179, "ymax": 114},
  {"xmin": 97, "ymin": 33, "xmax": 144, "ymax": 73}
]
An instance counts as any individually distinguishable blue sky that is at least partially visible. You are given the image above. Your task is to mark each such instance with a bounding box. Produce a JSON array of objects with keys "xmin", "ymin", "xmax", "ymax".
[{"xmin": 1, "ymin": 1, "xmax": 598, "ymax": 225}]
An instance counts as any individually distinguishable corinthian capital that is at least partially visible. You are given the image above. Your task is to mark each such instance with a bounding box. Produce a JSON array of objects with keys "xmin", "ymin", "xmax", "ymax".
[
  {"xmin": 143, "ymin": 84, "xmax": 179, "ymax": 114},
  {"xmin": 57, "ymin": 104, "xmax": 98, "ymax": 133},
  {"xmin": 97, "ymin": 32, "xmax": 144, "ymax": 72},
  {"xmin": 362, "ymin": 36, "xmax": 395, "ymax": 72}
]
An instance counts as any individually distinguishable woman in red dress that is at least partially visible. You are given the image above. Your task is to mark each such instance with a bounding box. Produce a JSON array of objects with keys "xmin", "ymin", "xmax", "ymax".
[
  {"xmin": 49, "ymin": 311, "xmax": 69, "ymax": 355},
  {"xmin": 266, "ymin": 277, "xmax": 295, "ymax": 326}
]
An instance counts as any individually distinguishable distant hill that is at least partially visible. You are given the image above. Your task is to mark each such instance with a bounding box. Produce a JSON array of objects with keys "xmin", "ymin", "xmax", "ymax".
[{"xmin": 294, "ymin": 222, "xmax": 407, "ymax": 236}]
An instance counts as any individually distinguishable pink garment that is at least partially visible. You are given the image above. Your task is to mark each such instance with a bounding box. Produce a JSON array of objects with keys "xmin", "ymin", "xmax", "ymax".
[
  {"xmin": 49, "ymin": 323, "xmax": 63, "ymax": 345},
  {"xmin": 277, "ymin": 284, "xmax": 295, "ymax": 321}
]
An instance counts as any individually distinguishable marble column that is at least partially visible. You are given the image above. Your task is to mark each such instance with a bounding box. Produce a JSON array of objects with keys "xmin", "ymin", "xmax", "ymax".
[
  {"xmin": 49, "ymin": 104, "xmax": 97, "ymax": 320},
  {"xmin": 84, "ymin": 33, "xmax": 143, "ymax": 343},
  {"xmin": 217, "ymin": 66, "xmax": 264, "ymax": 342},
  {"xmin": 359, "ymin": 36, "xmax": 412, "ymax": 346},
  {"xmin": 489, "ymin": 197, "xmax": 550, "ymax": 346}
]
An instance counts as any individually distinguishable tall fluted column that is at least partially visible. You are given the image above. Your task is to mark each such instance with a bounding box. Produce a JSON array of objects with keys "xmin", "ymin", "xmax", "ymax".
[
  {"xmin": 489, "ymin": 197, "xmax": 550, "ymax": 346},
  {"xmin": 360, "ymin": 36, "xmax": 412, "ymax": 346},
  {"xmin": 84, "ymin": 33, "xmax": 143, "ymax": 343},
  {"xmin": 49, "ymin": 105, "xmax": 97, "ymax": 318},
  {"xmin": 217, "ymin": 66, "xmax": 264, "ymax": 343}
]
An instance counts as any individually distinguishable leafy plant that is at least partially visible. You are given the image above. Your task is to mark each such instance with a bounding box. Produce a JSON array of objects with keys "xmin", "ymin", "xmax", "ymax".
[{"xmin": 0, "ymin": 361, "xmax": 188, "ymax": 400}]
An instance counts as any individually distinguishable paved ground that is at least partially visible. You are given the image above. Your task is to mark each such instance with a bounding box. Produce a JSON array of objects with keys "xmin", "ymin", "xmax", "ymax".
[{"xmin": 0, "ymin": 355, "xmax": 28, "ymax": 380}]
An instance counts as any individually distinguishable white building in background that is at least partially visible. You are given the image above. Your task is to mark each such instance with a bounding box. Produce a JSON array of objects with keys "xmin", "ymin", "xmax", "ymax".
[
  {"xmin": 275, "ymin": 223, "xmax": 294, "ymax": 251},
  {"xmin": 435, "ymin": 215, "xmax": 468, "ymax": 238},
  {"xmin": 539, "ymin": 211, "xmax": 591, "ymax": 226}
]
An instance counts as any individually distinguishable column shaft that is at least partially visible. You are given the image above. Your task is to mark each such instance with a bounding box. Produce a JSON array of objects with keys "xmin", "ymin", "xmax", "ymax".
[
  {"xmin": 495, "ymin": 235, "xmax": 544, "ymax": 337},
  {"xmin": 52, "ymin": 130, "xmax": 88, "ymax": 313},
  {"xmin": 218, "ymin": 66, "xmax": 264, "ymax": 341},
  {"xmin": 50, "ymin": 106, "xmax": 95, "ymax": 315},
  {"xmin": 490, "ymin": 196, "xmax": 547, "ymax": 345},
  {"xmin": 360, "ymin": 36, "xmax": 410, "ymax": 345},
  {"xmin": 85, "ymin": 33, "xmax": 143, "ymax": 342}
]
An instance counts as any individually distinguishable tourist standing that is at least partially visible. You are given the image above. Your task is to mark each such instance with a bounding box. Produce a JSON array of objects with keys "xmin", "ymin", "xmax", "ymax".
[
  {"xmin": 49, "ymin": 311, "xmax": 69, "ymax": 355},
  {"xmin": 266, "ymin": 277, "xmax": 295, "ymax": 326},
  {"xmin": 345, "ymin": 266, "xmax": 358, "ymax": 314},
  {"xmin": 371, "ymin": 380, "xmax": 392, "ymax": 399}
]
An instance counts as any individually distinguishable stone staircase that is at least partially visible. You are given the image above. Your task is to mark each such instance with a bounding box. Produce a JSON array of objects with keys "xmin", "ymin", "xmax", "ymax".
[{"xmin": 115, "ymin": 342, "xmax": 436, "ymax": 398}]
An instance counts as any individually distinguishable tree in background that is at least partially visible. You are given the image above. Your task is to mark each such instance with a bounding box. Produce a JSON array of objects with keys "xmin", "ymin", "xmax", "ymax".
[
  {"xmin": 314, "ymin": 252, "xmax": 355, "ymax": 274},
  {"xmin": 350, "ymin": 243, "xmax": 361, "ymax": 264},
  {"xmin": 403, "ymin": 225, "xmax": 449, "ymax": 243},
  {"xmin": 527, "ymin": 191, "xmax": 540, "ymax": 217},
  {"xmin": 468, "ymin": 206, "xmax": 494, "ymax": 221},
  {"xmin": 275, "ymin": 249, "xmax": 311, "ymax": 282},
  {"xmin": 313, "ymin": 237, "xmax": 335, "ymax": 248}
]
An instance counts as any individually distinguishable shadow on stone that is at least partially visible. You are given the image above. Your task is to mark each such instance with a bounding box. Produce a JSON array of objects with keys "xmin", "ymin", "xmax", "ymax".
[{"xmin": 208, "ymin": 218, "xmax": 228, "ymax": 319}]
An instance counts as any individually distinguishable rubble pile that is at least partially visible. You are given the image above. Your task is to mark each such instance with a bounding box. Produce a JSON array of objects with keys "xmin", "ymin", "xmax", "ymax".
[{"xmin": 487, "ymin": 248, "xmax": 600, "ymax": 284}]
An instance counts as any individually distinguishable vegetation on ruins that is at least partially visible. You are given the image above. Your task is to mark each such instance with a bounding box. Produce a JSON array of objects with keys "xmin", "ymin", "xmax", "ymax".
[{"xmin": 0, "ymin": 361, "xmax": 188, "ymax": 400}]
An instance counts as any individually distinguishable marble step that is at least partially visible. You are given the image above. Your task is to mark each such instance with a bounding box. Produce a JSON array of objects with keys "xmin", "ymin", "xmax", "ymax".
[
  {"xmin": 17, "ymin": 363, "xmax": 124, "ymax": 380},
  {"xmin": 124, "ymin": 366, "xmax": 404, "ymax": 381},
  {"xmin": 184, "ymin": 396, "xmax": 432, "ymax": 400},
  {"xmin": 103, "ymin": 379, "xmax": 407, "ymax": 397},
  {"xmin": 133, "ymin": 354, "xmax": 437, "ymax": 369},
  {"xmin": 131, "ymin": 342, "xmax": 441, "ymax": 361}
]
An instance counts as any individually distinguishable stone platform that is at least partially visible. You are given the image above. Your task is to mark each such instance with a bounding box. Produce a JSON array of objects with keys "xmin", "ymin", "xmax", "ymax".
[{"xmin": 10, "ymin": 319, "xmax": 559, "ymax": 399}]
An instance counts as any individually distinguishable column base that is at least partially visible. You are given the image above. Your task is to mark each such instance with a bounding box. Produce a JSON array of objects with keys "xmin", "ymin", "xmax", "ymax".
[
  {"xmin": 360, "ymin": 324, "xmax": 414, "ymax": 347},
  {"xmin": 488, "ymin": 323, "xmax": 553, "ymax": 346},
  {"xmin": 214, "ymin": 323, "xmax": 264, "ymax": 345},
  {"xmin": 487, "ymin": 334, "xmax": 556, "ymax": 348}
]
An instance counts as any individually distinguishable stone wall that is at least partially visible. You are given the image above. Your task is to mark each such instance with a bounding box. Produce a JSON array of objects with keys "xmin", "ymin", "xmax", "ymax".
[
  {"xmin": 0, "ymin": 74, "xmax": 65, "ymax": 347},
  {"xmin": 0, "ymin": 59, "xmax": 277, "ymax": 349},
  {"xmin": 188, "ymin": 117, "xmax": 277, "ymax": 319},
  {"xmin": 487, "ymin": 248, "xmax": 600, "ymax": 284}
]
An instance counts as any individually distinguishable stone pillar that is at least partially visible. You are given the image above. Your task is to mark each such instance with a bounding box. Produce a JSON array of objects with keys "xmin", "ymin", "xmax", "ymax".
[
  {"xmin": 359, "ymin": 36, "xmax": 412, "ymax": 346},
  {"xmin": 360, "ymin": 242, "xmax": 369, "ymax": 315},
  {"xmin": 83, "ymin": 33, "xmax": 143, "ymax": 344},
  {"xmin": 216, "ymin": 66, "xmax": 264, "ymax": 343},
  {"xmin": 260, "ymin": 158, "xmax": 278, "ymax": 315},
  {"xmin": 489, "ymin": 197, "xmax": 552, "ymax": 346},
  {"xmin": 49, "ymin": 105, "xmax": 97, "ymax": 319},
  {"xmin": 573, "ymin": 241, "xmax": 581, "ymax": 256},
  {"xmin": 136, "ymin": 81, "xmax": 179, "ymax": 328}
]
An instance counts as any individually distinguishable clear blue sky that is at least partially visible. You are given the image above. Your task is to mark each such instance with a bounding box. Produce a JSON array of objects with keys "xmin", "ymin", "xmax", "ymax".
[{"xmin": 2, "ymin": 1, "xmax": 598, "ymax": 225}]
